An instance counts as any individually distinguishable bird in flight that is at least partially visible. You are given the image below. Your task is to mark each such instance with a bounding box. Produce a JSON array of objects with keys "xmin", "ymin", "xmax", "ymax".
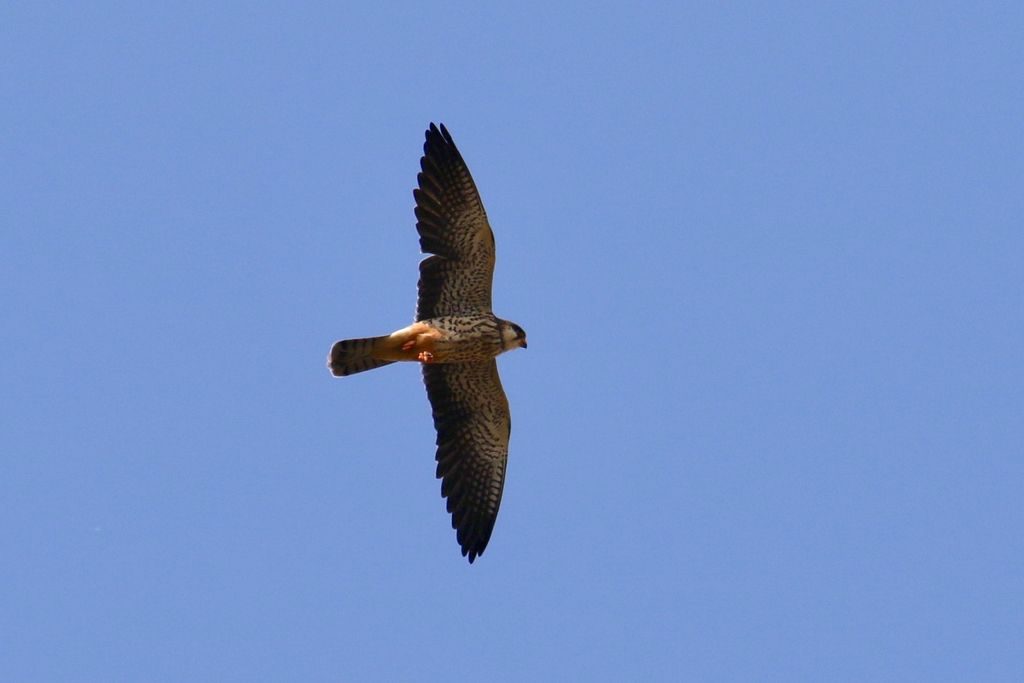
[{"xmin": 328, "ymin": 123, "xmax": 527, "ymax": 563}]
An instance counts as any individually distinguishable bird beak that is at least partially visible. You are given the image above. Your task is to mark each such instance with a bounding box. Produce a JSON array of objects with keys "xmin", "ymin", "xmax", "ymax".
[{"xmin": 521, "ymin": 338, "xmax": 528, "ymax": 349}]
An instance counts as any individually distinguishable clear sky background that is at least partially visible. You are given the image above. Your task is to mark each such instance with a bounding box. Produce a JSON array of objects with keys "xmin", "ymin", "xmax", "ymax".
[{"xmin": 3, "ymin": 3, "xmax": 1022, "ymax": 681}]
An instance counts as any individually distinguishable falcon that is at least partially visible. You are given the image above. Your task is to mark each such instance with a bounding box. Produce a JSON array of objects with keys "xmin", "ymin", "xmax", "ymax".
[{"xmin": 328, "ymin": 123, "xmax": 527, "ymax": 563}]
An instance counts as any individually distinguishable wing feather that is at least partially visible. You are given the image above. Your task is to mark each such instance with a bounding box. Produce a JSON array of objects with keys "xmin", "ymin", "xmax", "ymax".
[
  {"xmin": 422, "ymin": 361, "xmax": 510, "ymax": 563},
  {"xmin": 414, "ymin": 123, "xmax": 495, "ymax": 321}
]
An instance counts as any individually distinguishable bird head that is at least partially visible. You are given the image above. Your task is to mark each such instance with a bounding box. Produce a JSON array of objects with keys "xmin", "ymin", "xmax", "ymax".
[{"xmin": 500, "ymin": 320, "xmax": 528, "ymax": 351}]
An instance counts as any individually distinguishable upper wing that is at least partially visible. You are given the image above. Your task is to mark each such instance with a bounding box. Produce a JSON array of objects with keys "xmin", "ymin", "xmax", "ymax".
[
  {"xmin": 414, "ymin": 123, "xmax": 496, "ymax": 321},
  {"xmin": 422, "ymin": 360, "xmax": 510, "ymax": 563}
]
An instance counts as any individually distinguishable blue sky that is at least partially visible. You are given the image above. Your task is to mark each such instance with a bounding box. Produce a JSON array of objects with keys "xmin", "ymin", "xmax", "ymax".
[{"xmin": 2, "ymin": 2, "xmax": 1022, "ymax": 681}]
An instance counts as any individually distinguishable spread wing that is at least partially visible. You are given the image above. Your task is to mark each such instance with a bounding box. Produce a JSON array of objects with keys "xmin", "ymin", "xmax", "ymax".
[
  {"xmin": 414, "ymin": 123, "xmax": 496, "ymax": 321},
  {"xmin": 422, "ymin": 361, "xmax": 510, "ymax": 563}
]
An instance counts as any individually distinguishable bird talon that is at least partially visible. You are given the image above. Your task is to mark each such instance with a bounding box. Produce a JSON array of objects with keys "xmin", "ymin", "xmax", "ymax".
[{"xmin": 418, "ymin": 351, "xmax": 435, "ymax": 363}]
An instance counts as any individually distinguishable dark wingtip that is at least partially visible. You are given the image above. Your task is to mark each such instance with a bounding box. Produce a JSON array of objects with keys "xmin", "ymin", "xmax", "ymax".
[
  {"xmin": 426, "ymin": 122, "xmax": 442, "ymax": 144},
  {"xmin": 424, "ymin": 122, "xmax": 457, "ymax": 153},
  {"xmin": 439, "ymin": 122, "xmax": 453, "ymax": 144}
]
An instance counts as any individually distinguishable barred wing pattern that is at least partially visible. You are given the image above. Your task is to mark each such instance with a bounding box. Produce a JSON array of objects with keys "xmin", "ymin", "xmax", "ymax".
[
  {"xmin": 422, "ymin": 361, "xmax": 510, "ymax": 563},
  {"xmin": 414, "ymin": 123, "xmax": 496, "ymax": 321}
]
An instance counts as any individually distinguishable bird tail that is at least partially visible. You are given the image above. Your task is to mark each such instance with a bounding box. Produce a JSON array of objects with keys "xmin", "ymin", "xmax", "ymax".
[{"xmin": 328, "ymin": 336, "xmax": 396, "ymax": 377}]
